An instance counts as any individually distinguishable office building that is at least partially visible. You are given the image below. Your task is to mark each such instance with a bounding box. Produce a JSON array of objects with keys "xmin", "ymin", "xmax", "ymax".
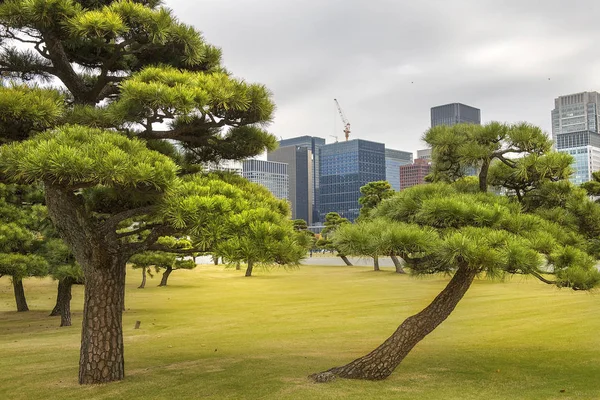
[
  {"xmin": 242, "ymin": 159, "xmax": 289, "ymax": 201},
  {"xmin": 277, "ymin": 136, "xmax": 325, "ymax": 222},
  {"xmin": 431, "ymin": 103, "xmax": 481, "ymax": 127},
  {"xmin": 204, "ymin": 160, "xmax": 243, "ymax": 175},
  {"xmin": 552, "ymin": 91, "xmax": 600, "ymax": 184},
  {"xmin": 417, "ymin": 148, "xmax": 432, "ymax": 160},
  {"xmin": 319, "ymin": 139, "xmax": 386, "ymax": 222},
  {"xmin": 385, "ymin": 148, "xmax": 413, "ymax": 191},
  {"xmin": 267, "ymin": 146, "xmax": 313, "ymax": 224},
  {"xmin": 400, "ymin": 158, "xmax": 431, "ymax": 190}
]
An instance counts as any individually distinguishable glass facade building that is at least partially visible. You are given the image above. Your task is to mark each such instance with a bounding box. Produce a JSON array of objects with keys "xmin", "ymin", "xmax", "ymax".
[
  {"xmin": 385, "ymin": 149, "xmax": 413, "ymax": 191},
  {"xmin": 277, "ymin": 136, "xmax": 326, "ymax": 223},
  {"xmin": 552, "ymin": 92, "xmax": 600, "ymax": 184},
  {"xmin": 267, "ymin": 145, "xmax": 313, "ymax": 224},
  {"xmin": 242, "ymin": 159, "xmax": 289, "ymax": 201},
  {"xmin": 319, "ymin": 139, "xmax": 386, "ymax": 222},
  {"xmin": 431, "ymin": 103, "xmax": 481, "ymax": 127}
]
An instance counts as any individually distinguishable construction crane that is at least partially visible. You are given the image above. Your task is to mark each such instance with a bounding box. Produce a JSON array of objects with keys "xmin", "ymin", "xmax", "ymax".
[{"xmin": 334, "ymin": 98, "xmax": 351, "ymax": 141}]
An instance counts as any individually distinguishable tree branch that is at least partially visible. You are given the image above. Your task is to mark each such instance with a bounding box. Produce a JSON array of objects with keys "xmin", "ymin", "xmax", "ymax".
[
  {"xmin": 116, "ymin": 223, "xmax": 163, "ymax": 239},
  {"xmin": 146, "ymin": 244, "xmax": 201, "ymax": 254},
  {"xmin": 98, "ymin": 206, "xmax": 157, "ymax": 236},
  {"xmin": 530, "ymin": 270, "xmax": 557, "ymax": 285}
]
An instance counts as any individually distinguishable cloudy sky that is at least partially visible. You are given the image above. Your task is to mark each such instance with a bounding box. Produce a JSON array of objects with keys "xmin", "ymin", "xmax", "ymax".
[{"xmin": 166, "ymin": 0, "xmax": 600, "ymax": 154}]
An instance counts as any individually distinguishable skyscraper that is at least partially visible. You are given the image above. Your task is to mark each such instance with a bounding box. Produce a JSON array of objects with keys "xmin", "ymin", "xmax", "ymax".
[
  {"xmin": 431, "ymin": 103, "xmax": 481, "ymax": 127},
  {"xmin": 552, "ymin": 92, "xmax": 600, "ymax": 184},
  {"xmin": 267, "ymin": 145, "xmax": 313, "ymax": 224},
  {"xmin": 242, "ymin": 159, "xmax": 289, "ymax": 201},
  {"xmin": 277, "ymin": 136, "xmax": 326, "ymax": 223},
  {"xmin": 385, "ymin": 148, "xmax": 413, "ymax": 191},
  {"xmin": 319, "ymin": 139, "xmax": 386, "ymax": 222}
]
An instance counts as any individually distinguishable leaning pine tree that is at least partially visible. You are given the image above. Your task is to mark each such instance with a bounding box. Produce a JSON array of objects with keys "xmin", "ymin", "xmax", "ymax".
[
  {"xmin": 0, "ymin": 0, "xmax": 279, "ymax": 384},
  {"xmin": 311, "ymin": 122, "xmax": 600, "ymax": 382}
]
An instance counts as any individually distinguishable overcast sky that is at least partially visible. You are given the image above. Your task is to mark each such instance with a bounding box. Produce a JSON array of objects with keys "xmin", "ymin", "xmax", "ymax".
[{"xmin": 166, "ymin": 0, "xmax": 600, "ymax": 154}]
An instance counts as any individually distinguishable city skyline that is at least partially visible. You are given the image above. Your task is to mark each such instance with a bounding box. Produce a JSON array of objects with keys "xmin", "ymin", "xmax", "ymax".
[{"xmin": 166, "ymin": 0, "xmax": 600, "ymax": 154}]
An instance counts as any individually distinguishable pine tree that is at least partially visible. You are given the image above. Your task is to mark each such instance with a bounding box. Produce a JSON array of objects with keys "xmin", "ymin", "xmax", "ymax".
[
  {"xmin": 0, "ymin": 0, "xmax": 277, "ymax": 384},
  {"xmin": 311, "ymin": 123, "xmax": 600, "ymax": 382}
]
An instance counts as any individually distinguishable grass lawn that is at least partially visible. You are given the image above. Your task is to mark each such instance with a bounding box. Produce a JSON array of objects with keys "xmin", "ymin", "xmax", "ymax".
[{"xmin": 0, "ymin": 265, "xmax": 599, "ymax": 400}]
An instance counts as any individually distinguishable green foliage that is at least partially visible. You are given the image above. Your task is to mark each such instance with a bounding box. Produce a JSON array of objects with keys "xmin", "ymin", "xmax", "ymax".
[
  {"xmin": 358, "ymin": 180, "xmax": 394, "ymax": 220},
  {"xmin": 0, "ymin": 125, "xmax": 179, "ymax": 189},
  {"xmin": 215, "ymin": 208, "xmax": 307, "ymax": 270},
  {"xmin": 340, "ymin": 182, "xmax": 600, "ymax": 289},
  {"xmin": 424, "ymin": 122, "xmax": 552, "ymax": 190}
]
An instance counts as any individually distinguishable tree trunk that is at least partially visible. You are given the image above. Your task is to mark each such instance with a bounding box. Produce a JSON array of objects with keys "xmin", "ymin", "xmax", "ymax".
[
  {"xmin": 479, "ymin": 160, "xmax": 490, "ymax": 192},
  {"xmin": 373, "ymin": 256, "xmax": 380, "ymax": 271},
  {"xmin": 158, "ymin": 266, "xmax": 173, "ymax": 286},
  {"xmin": 212, "ymin": 255, "xmax": 219, "ymax": 265},
  {"xmin": 79, "ymin": 257, "xmax": 125, "ymax": 384},
  {"xmin": 340, "ymin": 255, "xmax": 353, "ymax": 266},
  {"xmin": 138, "ymin": 267, "xmax": 147, "ymax": 289},
  {"xmin": 44, "ymin": 184, "xmax": 126, "ymax": 384},
  {"xmin": 50, "ymin": 280, "xmax": 64, "ymax": 316},
  {"xmin": 236, "ymin": 262, "xmax": 241, "ymax": 271},
  {"xmin": 13, "ymin": 278, "xmax": 29, "ymax": 312},
  {"xmin": 390, "ymin": 255, "xmax": 406, "ymax": 274},
  {"xmin": 59, "ymin": 278, "xmax": 74, "ymax": 327},
  {"xmin": 245, "ymin": 260, "xmax": 254, "ymax": 277},
  {"xmin": 311, "ymin": 267, "xmax": 477, "ymax": 382}
]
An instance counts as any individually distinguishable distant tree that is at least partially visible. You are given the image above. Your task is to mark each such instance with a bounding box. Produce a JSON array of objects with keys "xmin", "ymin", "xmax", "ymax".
[
  {"xmin": 216, "ymin": 209, "xmax": 307, "ymax": 277},
  {"xmin": 45, "ymin": 238, "xmax": 83, "ymax": 327},
  {"xmin": 129, "ymin": 249, "xmax": 196, "ymax": 288},
  {"xmin": 316, "ymin": 212, "xmax": 353, "ymax": 266},
  {"xmin": 425, "ymin": 122, "xmax": 551, "ymax": 191},
  {"xmin": 358, "ymin": 181, "xmax": 405, "ymax": 272},
  {"xmin": 332, "ymin": 219, "xmax": 388, "ymax": 271},
  {"xmin": 0, "ymin": 183, "xmax": 49, "ymax": 311},
  {"xmin": 358, "ymin": 181, "xmax": 394, "ymax": 220}
]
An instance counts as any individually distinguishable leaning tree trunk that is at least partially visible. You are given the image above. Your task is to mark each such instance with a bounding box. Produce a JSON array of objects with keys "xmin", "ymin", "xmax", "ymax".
[
  {"xmin": 12, "ymin": 278, "xmax": 29, "ymax": 312},
  {"xmin": 390, "ymin": 255, "xmax": 406, "ymax": 274},
  {"xmin": 158, "ymin": 266, "xmax": 173, "ymax": 286},
  {"xmin": 79, "ymin": 256, "xmax": 126, "ymax": 384},
  {"xmin": 340, "ymin": 255, "xmax": 353, "ymax": 266},
  {"xmin": 373, "ymin": 256, "xmax": 380, "ymax": 271},
  {"xmin": 245, "ymin": 260, "xmax": 254, "ymax": 277},
  {"xmin": 138, "ymin": 267, "xmax": 147, "ymax": 289},
  {"xmin": 311, "ymin": 267, "xmax": 477, "ymax": 382}
]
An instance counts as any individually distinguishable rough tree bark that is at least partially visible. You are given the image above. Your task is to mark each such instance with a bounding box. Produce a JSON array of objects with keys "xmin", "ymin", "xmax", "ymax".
[
  {"xmin": 45, "ymin": 184, "xmax": 127, "ymax": 384},
  {"xmin": 310, "ymin": 267, "xmax": 477, "ymax": 382},
  {"xmin": 340, "ymin": 255, "xmax": 353, "ymax": 266},
  {"xmin": 78, "ymin": 256, "xmax": 125, "ymax": 384},
  {"xmin": 390, "ymin": 255, "xmax": 406, "ymax": 274},
  {"xmin": 373, "ymin": 256, "xmax": 380, "ymax": 271},
  {"xmin": 138, "ymin": 267, "xmax": 147, "ymax": 289},
  {"xmin": 158, "ymin": 266, "xmax": 173, "ymax": 286},
  {"xmin": 13, "ymin": 278, "xmax": 29, "ymax": 312},
  {"xmin": 245, "ymin": 260, "xmax": 254, "ymax": 277}
]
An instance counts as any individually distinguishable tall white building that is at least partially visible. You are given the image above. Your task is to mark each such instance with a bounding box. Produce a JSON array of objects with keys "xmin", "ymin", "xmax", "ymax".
[
  {"xmin": 242, "ymin": 159, "xmax": 289, "ymax": 201},
  {"xmin": 552, "ymin": 91, "xmax": 600, "ymax": 184}
]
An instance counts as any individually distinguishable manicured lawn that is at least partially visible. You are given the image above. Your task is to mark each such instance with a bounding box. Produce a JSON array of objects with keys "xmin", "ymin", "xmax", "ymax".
[{"xmin": 0, "ymin": 265, "xmax": 598, "ymax": 400}]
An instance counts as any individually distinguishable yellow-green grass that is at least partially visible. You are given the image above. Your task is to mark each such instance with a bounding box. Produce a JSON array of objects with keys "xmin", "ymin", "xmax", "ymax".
[{"xmin": 1, "ymin": 265, "xmax": 599, "ymax": 400}]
